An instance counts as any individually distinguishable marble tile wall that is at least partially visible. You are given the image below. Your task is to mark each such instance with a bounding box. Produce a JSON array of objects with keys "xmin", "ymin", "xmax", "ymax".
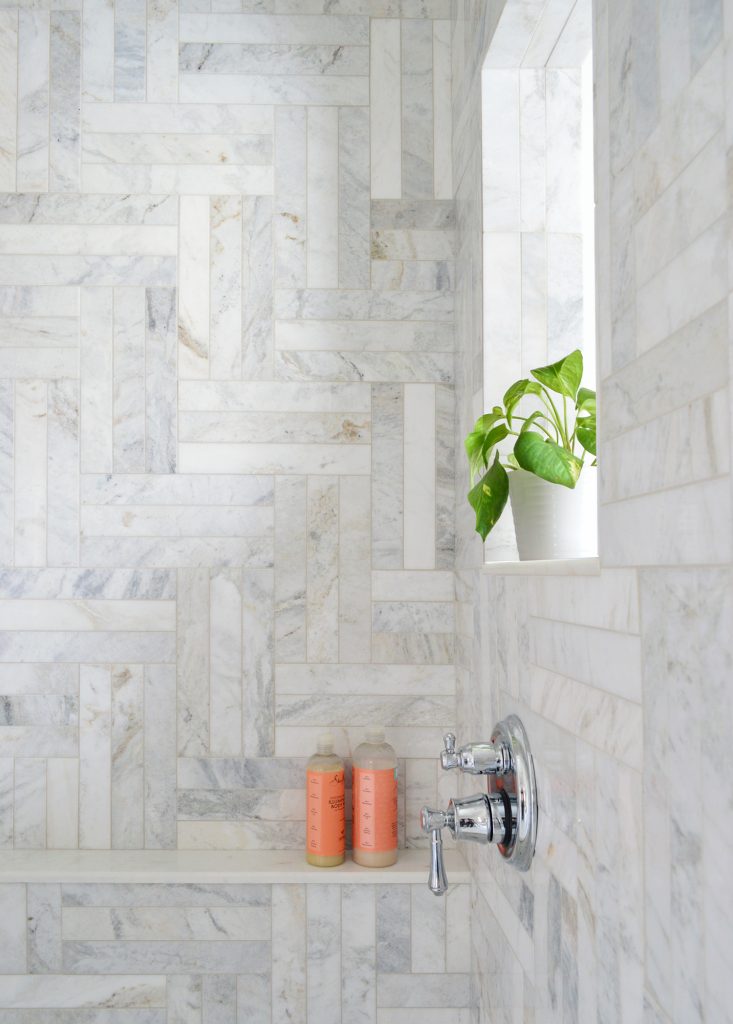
[
  {"xmin": 453, "ymin": 1, "xmax": 733, "ymax": 1022},
  {"xmin": 0, "ymin": 1, "xmax": 457, "ymax": 856},
  {"xmin": 0, "ymin": 879, "xmax": 471, "ymax": 1022}
]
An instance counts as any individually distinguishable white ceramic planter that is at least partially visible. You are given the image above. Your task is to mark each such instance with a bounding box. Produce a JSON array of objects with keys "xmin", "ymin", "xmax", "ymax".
[{"xmin": 508, "ymin": 466, "xmax": 597, "ymax": 561}]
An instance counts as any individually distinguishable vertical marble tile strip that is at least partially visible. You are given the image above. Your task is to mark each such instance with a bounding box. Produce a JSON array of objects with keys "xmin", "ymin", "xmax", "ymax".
[
  {"xmin": 241, "ymin": 196, "xmax": 274, "ymax": 381},
  {"xmin": 519, "ymin": 69, "xmax": 546, "ymax": 234},
  {"xmin": 27, "ymin": 884, "xmax": 61, "ymax": 972},
  {"xmin": 179, "ymin": 195, "xmax": 210, "ymax": 380},
  {"xmin": 0, "ymin": 884, "xmax": 27, "ymax": 972},
  {"xmin": 210, "ymin": 195, "xmax": 243, "ymax": 380},
  {"xmin": 274, "ymin": 107, "xmax": 307, "ymax": 288},
  {"xmin": 145, "ymin": 286, "xmax": 177, "ymax": 473},
  {"xmin": 111, "ymin": 664, "xmax": 144, "ymax": 850},
  {"xmin": 411, "ymin": 883, "xmax": 446, "ymax": 972},
  {"xmin": 275, "ymin": 475, "xmax": 307, "ymax": 663},
  {"xmin": 307, "ymin": 106, "xmax": 339, "ymax": 289},
  {"xmin": 144, "ymin": 663, "xmax": 176, "ymax": 849},
  {"xmin": 272, "ymin": 884, "xmax": 307, "ymax": 1024},
  {"xmin": 403, "ymin": 383, "xmax": 436, "ymax": 570},
  {"xmin": 46, "ymin": 757, "xmax": 78, "ymax": 849},
  {"xmin": 307, "ymin": 884, "xmax": 341, "ymax": 1024},
  {"xmin": 113, "ymin": 287, "xmax": 146, "ymax": 473},
  {"xmin": 147, "ymin": 0, "xmax": 178, "ymax": 102},
  {"xmin": 79, "ymin": 665, "xmax": 111, "ymax": 850},
  {"xmin": 0, "ymin": 760, "xmax": 12, "ymax": 848},
  {"xmin": 82, "ymin": 0, "xmax": 113, "ymax": 102},
  {"xmin": 14, "ymin": 379, "xmax": 47, "ymax": 567},
  {"xmin": 446, "ymin": 883, "xmax": 471, "ymax": 973},
  {"xmin": 49, "ymin": 11, "xmax": 80, "ymax": 193},
  {"xmin": 177, "ymin": 568, "xmax": 210, "ymax": 757},
  {"xmin": 307, "ymin": 476, "xmax": 339, "ymax": 663},
  {"xmin": 339, "ymin": 475, "xmax": 371, "ymax": 663},
  {"xmin": 17, "ymin": 11, "xmax": 50, "ymax": 193},
  {"xmin": 168, "ymin": 975, "xmax": 203, "ymax": 1024},
  {"xmin": 47, "ymin": 379, "xmax": 79, "ymax": 567},
  {"xmin": 80, "ymin": 287, "xmax": 114, "ymax": 474},
  {"xmin": 433, "ymin": 19, "xmax": 452, "ymax": 200},
  {"xmin": 0, "ymin": 381, "xmax": 11, "ymax": 566},
  {"xmin": 401, "ymin": 18, "xmax": 433, "ymax": 200},
  {"xmin": 371, "ymin": 384, "xmax": 403, "ymax": 570},
  {"xmin": 209, "ymin": 568, "xmax": 243, "ymax": 757},
  {"xmin": 14, "ymin": 758, "xmax": 46, "ymax": 849},
  {"xmin": 341, "ymin": 884, "xmax": 376, "ymax": 1024},
  {"xmin": 435, "ymin": 382, "xmax": 454, "ymax": 571},
  {"xmin": 237, "ymin": 974, "xmax": 271, "ymax": 1024},
  {"xmin": 242, "ymin": 568, "xmax": 275, "ymax": 757},
  {"xmin": 202, "ymin": 975, "xmax": 237, "ymax": 1024},
  {"xmin": 370, "ymin": 19, "xmax": 401, "ymax": 199},
  {"xmin": 376, "ymin": 885, "xmax": 410, "ymax": 973},
  {"xmin": 114, "ymin": 0, "xmax": 146, "ymax": 101},
  {"xmin": 339, "ymin": 106, "xmax": 370, "ymax": 288},
  {"xmin": 0, "ymin": 10, "xmax": 18, "ymax": 191}
]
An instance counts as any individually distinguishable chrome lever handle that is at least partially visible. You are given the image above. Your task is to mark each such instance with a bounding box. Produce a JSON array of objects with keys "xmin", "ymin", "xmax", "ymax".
[
  {"xmin": 420, "ymin": 806, "xmax": 451, "ymax": 896},
  {"xmin": 440, "ymin": 732, "xmax": 461, "ymax": 770}
]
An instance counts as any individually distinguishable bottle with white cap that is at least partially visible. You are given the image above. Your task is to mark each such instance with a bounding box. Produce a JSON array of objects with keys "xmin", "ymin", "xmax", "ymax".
[
  {"xmin": 306, "ymin": 733, "xmax": 345, "ymax": 867},
  {"xmin": 352, "ymin": 728, "xmax": 398, "ymax": 867}
]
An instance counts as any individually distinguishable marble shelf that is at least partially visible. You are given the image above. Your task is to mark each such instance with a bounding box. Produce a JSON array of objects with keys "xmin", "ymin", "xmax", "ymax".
[
  {"xmin": 0, "ymin": 848, "xmax": 470, "ymax": 885},
  {"xmin": 482, "ymin": 556, "xmax": 600, "ymax": 576}
]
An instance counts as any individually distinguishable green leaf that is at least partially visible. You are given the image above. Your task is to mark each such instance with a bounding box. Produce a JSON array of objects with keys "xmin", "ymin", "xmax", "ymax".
[
  {"xmin": 576, "ymin": 387, "xmax": 596, "ymax": 414},
  {"xmin": 513, "ymin": 431, "xmax": 583, "ymax": 489},
  {"xmin": 465, "ymin": 412, "xmax": 508, "ymax": 480},
  {"xmin": 503, "ymin": 379, "xmax": 542, "ymax": 425},
  {"xmin": 467, "ymin": 453, "xmax": 509, "ymax": 541},
  {"xmin": 519, "ymin": 410, "xmax": 546, "ymax": 434},
  {"xmin": 576, "ymin": 414, "xmax": 596, "ymax": 456},
  {"xmin": 506, "ymin": 452, "xmax": 520, "ymax": 470},
  {"xmin": 531, "ymin": 349, "xmax": 584, "ymax": 400}
]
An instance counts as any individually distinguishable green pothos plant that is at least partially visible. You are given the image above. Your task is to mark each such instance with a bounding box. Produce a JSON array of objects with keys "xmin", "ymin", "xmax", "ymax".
[{"xmin": 466, "ymin": 349, "xmax": 597, "ymax": 541}]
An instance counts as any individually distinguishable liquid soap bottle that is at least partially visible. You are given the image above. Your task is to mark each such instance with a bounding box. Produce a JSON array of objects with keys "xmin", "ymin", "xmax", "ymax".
[
  {"xmin": 352, "ymin": 728, "xmax": 398, "ymax": 867},
  {"xmin": 306, "ymin": 733, "xmax": 345, "ymax": 867}
]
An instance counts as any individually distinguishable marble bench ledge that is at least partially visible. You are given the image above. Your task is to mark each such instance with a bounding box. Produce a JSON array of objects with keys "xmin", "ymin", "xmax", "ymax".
[{"xmin": 0, "ymin": 848, "xmax": 470, "ymax": 885}]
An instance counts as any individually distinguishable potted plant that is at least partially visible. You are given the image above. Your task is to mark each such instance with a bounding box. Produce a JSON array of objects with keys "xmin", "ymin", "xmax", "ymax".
[{"xmin": 466, "ymin": 349, "xmax": 597, "ymax": 560}]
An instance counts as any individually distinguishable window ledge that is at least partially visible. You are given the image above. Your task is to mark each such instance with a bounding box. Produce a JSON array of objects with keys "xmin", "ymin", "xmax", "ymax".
[{"xmin": 482, "ymin": 556, "xmax": 600, "ymax": 576}]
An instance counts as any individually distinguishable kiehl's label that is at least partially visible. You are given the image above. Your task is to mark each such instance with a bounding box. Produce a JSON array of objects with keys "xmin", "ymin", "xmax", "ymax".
[
  {"xmin": 353, "ymin": 767, "xmax": 398, "ymax": 852},
  {"xmin": 307, "ymin": 769, "xmax": 345, "ymax": 858}
]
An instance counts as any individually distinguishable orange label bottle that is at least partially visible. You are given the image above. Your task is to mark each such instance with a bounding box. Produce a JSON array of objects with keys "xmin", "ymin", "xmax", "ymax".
[
  {"xmin": 352, "ymin": 729, "xmax": 398, "ymax": 867},
  {"xmin": 306, "ymin": 734, "xmax": 345, "ymax": 867}
]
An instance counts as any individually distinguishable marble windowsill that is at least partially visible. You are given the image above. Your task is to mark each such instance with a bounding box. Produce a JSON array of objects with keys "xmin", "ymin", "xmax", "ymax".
[
  {"xmin": 482, "ymin": 556, "xmax": 601, "ymax": 576},
  {"xmin": 0, "ymin": 849, "xmax": 470, "ymax": 884}
]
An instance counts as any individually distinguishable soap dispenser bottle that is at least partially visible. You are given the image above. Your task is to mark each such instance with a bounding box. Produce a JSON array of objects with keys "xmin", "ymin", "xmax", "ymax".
[
  {"xmin": 353, "ymin": 728, "xmax": 398, "ymax": 867},
  {"xmin": 306, "ymin": 733, "xmax": 345, "ymax": 867}
]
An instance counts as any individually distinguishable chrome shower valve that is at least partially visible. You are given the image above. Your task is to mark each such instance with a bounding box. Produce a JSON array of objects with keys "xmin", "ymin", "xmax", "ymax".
[{"xmin": 421, "ymin": 715, "xmax": 538, "ymax": 894}]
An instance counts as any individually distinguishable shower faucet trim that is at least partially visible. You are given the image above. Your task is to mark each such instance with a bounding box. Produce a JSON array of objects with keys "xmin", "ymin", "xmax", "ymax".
[{"xmin": 421, "ymin": 714, "xmax": 538, "ymax": 895}]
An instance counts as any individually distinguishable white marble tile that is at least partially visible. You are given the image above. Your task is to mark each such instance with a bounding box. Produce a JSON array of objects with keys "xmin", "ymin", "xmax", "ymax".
[
  {"xmin": 531, "ymin": 616, "xmax": 642, "ymax": 702},
  {"xmin": 307, "ymin": 885, "xmax": 341, "ymax": 1024},
  {"xmin": 14, "ymin": 380, "xmax": 47, "ymax": 567},
  {"xmin": 276, "ymin": 663, "xmax": 454, "ymax": 696},
  {"xmin": 28, "ymin": 883, "xmax": 62, "ymax": 972},
  {"xmin": 80, "ymin": 288, "xmax": 113, "ymax": 474},
  {"xmin": 272, "ymin": 884, "xmax": 306, "ymax": 1024},
  {"xmin": 237, "ymin": 974, "xmax": 270, "ymax": 1024},
  {"xmin": 17, "ymin": 11, "xmax": 50, "ymax": 192},
  {"xmin": 111, "ymin": 665, "xmax": 144, "ymax": 850},
  {"xmin": 83, "ymin": 163, "xmax": 273, "ymax": 196},
  {"xmin": 0, "ymin": 883, "xmax": 28, "ymax": 971},
  {"xmin": 0, "ymin": 11, "xmax": 18, "ymax": 192},
  {"xmin": 178, "ymin": 196, "xmax": 210, "ymax": 380},
  {"xmin": 370, "ymin": 18, "xmax": 401, "ymax": 199},
  {"xmin": 179, "ymin": 442, "xmax": 370, "ymax": 475},
  {"xmin": 306, "ymin": 106, "xmax": 338, "ymax": 289},
  {"xmin": 79, "ymin": 666, "xmax": 111, "ymax": 850},
  {"xmin": 306, "ymin": 475, "xmax": 339, "ymax": 663},
  {"xmin": 242, "ymin": 568, "xmax": 275, "ymax": 757},
  {"xmin": 82, "ymin": 103, "xmax": 272, "ymax": 135},
  {"xmin": 180, "ymin": 73, "xmax": 368, "ymax": 105},
  {"xmin": 0, "ymin": 974, "xmax": 166, "ymax": 1008},
  {"xmin": 339, "ymin": 105, "xmax": 370, "ymax": 288},
  {"xmin": 49, "ymin": 11, "xmax": 81, "ymax": 193},
  {"xmin": 46, "ymin": 757, "xmax": 78, "ymax": 849},
  {"xmin": 404, "ymin": 384, "xmax": 436, "ymax": 570},
  {"xmin": 339, "ymin": 475, "xmax": 371, "ymax": 663},
  {"xmin": 82, "ymin": 0, "xmax": 113, "ymax": 101},
  {"xmin": 274, "ymin": 105, "xmax": 306, "ymax": 289},
  {"xmin": 144, "ymin": 664, "xmax": 176, "ymax": 849},
  {"xmin": 241, "ymin": 196, "xmax": 273, "ymax": 380},
  {"xmin": 482, "ymin": 70, "xmax": 520, "ymax": 230},
  {"xmin": 179, "ymin": 13, "xmax": 369, "ymax": 44},
  {"xmin": 410, "ymin": 884, "xmax": 445, "ymax": 972},
  {"xmin": 0, "ymin": 256, "xmax": 176, "ymax": 288},
  {"xmin": 209, "ymin": 568, "xmax": 243, "ymax": 757},
  {"xmin": 112, "ymin": 288, "xmax": 145, "ymax": 474},
  {"xmin": 146, "ymin": 0, "xmax": 178, "ymax": 102},
  {"xmin": 145, "ymin": 287, "xmax": 177, "ymax": 473},
  {"xmin": 210, "ymin": 195, "xmax": 243, "ymax": 380},
  {"xmin": 114, "ymin": 0, "xmax": 146, "ymax": 101},
  {"xmin": 0, "ymin": 381, "xmax": 11, "ymax": 568},
  {"xmin": 169, "ymin": 974, "xmax": 203, "ymax": 1024},
  {"xmin": 342, "ymin": 884, "xmax": 376, "ymax": 1024},
  {"xmin": 401, "ymin": 18, "xmax": 433, "ymax": 199}
]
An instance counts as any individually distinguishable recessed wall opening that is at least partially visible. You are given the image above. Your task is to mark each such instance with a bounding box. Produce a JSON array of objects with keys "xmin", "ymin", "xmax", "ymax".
[{"xmin": 480, "ymin": 0, "xmax": 597, "ymax": 564}]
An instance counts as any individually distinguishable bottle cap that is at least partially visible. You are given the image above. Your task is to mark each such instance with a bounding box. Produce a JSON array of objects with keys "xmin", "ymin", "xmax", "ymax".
[
  {"xmin": 365, "ymin": 727, "xmax": 385, "ymax": 744},
  {"xmin": 316, "ymin": 732, "xmax": 335, "ymax": 755}
]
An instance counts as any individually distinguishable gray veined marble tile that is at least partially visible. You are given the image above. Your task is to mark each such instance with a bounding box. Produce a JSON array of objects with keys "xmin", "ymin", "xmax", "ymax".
[
  {"xmin": 275, "ymin": 288, "xmax": 453, "ymax": 321},
  {"xmin": 179, "ymin": 13, "xmax": 369, "ymax": 45},
  {"xmin": 242, "ymin": 195, "xmax": 274, "ymax": 381},
  {"xmin": 307, "ymin": 885, "xmax": 341, "ymax": 1024},
  {"xmin": 341, "ymin": 885, "xmax": 376, "ymax": 1024},
  {"xmin": 306, "ymin": 476, "xmax": 339, "ymax": 664},
  {"xmin": 0, "ymin": 194, "xmax": 178, "ymax": 225},
  {"xmin": 114, "ymin": 0, "xmax": 146, "ymax": 101},
  {"xmin": 0, "ymin": 12, "xmax": 17, "ymax": 193},
  {"xmin": 0, "ymin": 569, "xmax": 176, "ymax": 600},
  {"xmin": 113, "ymin": 288, "xmax": 146, "ymax": 475},
  {"xmin": 210, "ymin": 195, "xmax": 242, "ymax": 381},
  {"xmin": 0, "ymin": 759, "xmax": 13, "ymax": 848},
  {"xmin": 0, "ymin": 974, "xmax": 166, "ymax": 1009},
  {"xmin": 168, "ymin": 974, "xmax": 203, "ymax": 1024},
  {"xmin": 49, "ymin": 12, "xmax": 80, "ymax": 193},
  {"xmin": 202, "ymin": 974, "xmax": 236, "ymax": 1024},
  {"xmin": 46, "ymin": 379, "xmax": 79, "ymax": 568},
  {"xmin": 177, "ymin": 757, "xmax": 306, "ymax": 790},
  {"xmin": 0, "ymin": 380, "xmax": 11, "ymax": 568},
  {"xmin": 111, "ymin": 665, "xmax": 144, "ymax": 850},
  {"xmin": 28, "ymin": 884, "xmax": 62, "ymax": 973},
  {"xmin": 0, "ymin": 883, "xmax": 28, "ymax": 972},
  {"xmin": 272, "ymin": 884, "xmax": 306, "ymax": 1024},
  {"xmin": 61, "ymin": 884, "xmax": 270, "ymax": 908},
  {"xmin": 17, "ymin": 11, "xmax": 50, "ymax": 192},
  {"xmin": 82, "ymin": 474, "xmax": 273, "ymax": 508},
  {"xmin": 14, "ymin": 756, "xmax": 47, "ymax": 848},
  {"xmin": 177, "ymin": 568, "xmax": 210, "ymax": 758},
  {"xmin": 274, "ymin": 105, "xmax": 306, "ymax": 289},
  {"xmin": 144, "ymin": 664, "xmax": 176, "ymax": 849},
  {"xmin": 0, "ymin": 695, "xmax": 77, "ymax": 727},
  {"xmin": 339, "ymin": 105, "xmax": 370, "ymax": 289},
  {"xmin": 62, "ymin": 940, "xmax": 270, "ymax": 975},
  {"xmin": 209, "ymin": 568, "xmax": 243, "ymax": 757},
  {"xmin": 242, "ymin": 568, "xmax": 275, "ymax": 756},
  {"xmin": 275, "ymin": 350, "xmax": 453, "ymax": 384},
  {"xmin": 180, "ymin": 42, "xmax": 368, "ymax": 75},
  {"xmin": 237, "ymin": 973, "xmax": 271, "ymax": 1024},
  {"xmin": 145, "ymin": 287, "xmax": 176, "ymax": 474}
]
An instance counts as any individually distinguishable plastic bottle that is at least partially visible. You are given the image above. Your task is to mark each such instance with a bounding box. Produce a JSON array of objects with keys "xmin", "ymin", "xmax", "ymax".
[
  {"xmin": 306, "ymin": 733, "xmax": 345, "ymax": 867},
  {"xmin": 352, "ymin": 728, "xmax": 398, "ymax": 867}
]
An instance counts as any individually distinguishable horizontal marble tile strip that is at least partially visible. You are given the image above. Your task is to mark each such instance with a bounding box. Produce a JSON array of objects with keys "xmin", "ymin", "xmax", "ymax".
[
  {"xmin": 178, "ymin": 380, "xmax": 371, "ymax": 412},
  {"xmin": 275, "ymin": 694, "xmax": 454, "ymax": 726},
  {"xmin": 81, "ymin": 103, "xmax": 274, "ymax": 134},
  {"xmin": 0, "ymin": 694, "xmax": 77, "ymax": 725},
  {"xmin": 180, "ymin": 43, "xmax": 369, "ymax": 76},
  {"xmin": 275, "ymin": 352, "xmax": 453, "ymax": 384},
  {"xmin": 0, "ymin": 316, "xmax": 78, "ymax": 346},
  {"xmin": 0, "ymin": 286, "xmax": 79, "ymax": 316},
  {"xmin": 0, "ymin": 256, "xmax": 176, "ymax": 287},
  {"xmin": 371, "ymin": 571, "xmax": 453, "ymax": 602},
  {"xmin": 531, "ymin": 617, "xmax": 642, "ymax": 702},
  {"xmin": 275, "ymin": 289, "xmax": 453, "ymax": 321},
  {"xmin": 81, "ymin": 506, "xmax": 273, "ymax": 538},
  {"xmin": 82, "ymin": 133, "xmax": 272, "ymax": 166},
  {"xmin": 178, "ymin": 411, "xmax": 370, "ymax": 444},
  {"xmin": 0, "ymin": 569, "xmax": 176, "ymax": 599},
  {"xmin": 178, "ymin": 443, "xmax": 370, "ymax": 475},
  {"xmin": 371, "ymin": 199, "xmax": 455, "ymax": 230},
  {"xmin": 179, "ymin": 14, "xmax": 369, "ymax": 44},
  {"xmin": 0, "ymin": 226, "xmax": 177, "ymax": 255},
  {"xmin": 79, "ymin": 537, "xmax": 274, "ymax": 570},
  {"xmin": 371, "ymin": 230, "xmax": 455, "ymax": 260},
  {"xmin": 0, "ymin": 726, "xmax": 77, "ymax": 756},
  {"xmin": 0, "ymin": 663, "xmax": 78, "ymax": 694},
  {"xmin": 179, "ymin": 74, "xmax": 369, "ymax": 106},
  {"xmin": 62, "ymin": 939, "xmax": 270, "ymax": 974},
  {"xmin": 370, "ymin": 260, "xmax": 454, "ymax": 291},
  {"xmin": 82, "ymin": 164, "xmax": 273, "ymax": 196},
  {"xmin": 0, "ymin": 193, "xmax": 178, "ymax": 225},
  {"xmin": 0, "ymin": 1012, "xmax": 164, "ymax": 1023},
  {"xmin": 377, "ymin": 973, "xmax": 471, "ymax": 1008},
  {"xmin": 0, "ymin": 975, "xmax": 166, "ymax": 1009},
  {"xmin": 276, "ymin": 664, "xmax": 455, "ymax": 695},
  {"xmin": 372, "ymin": 602, "xmax": 454, "ymax": 634},
  {"xmin": 275, "ymin": 320, "xmax": 453, "ymax": 352},
  {"xmin": 177, "ymin": 787, "xmax": 305, "ymax": 821},
  {"xmin": 62, "ymin": 883, "xmax": 271, "ymax": 906},
  {"xmin": 0, "ymin": 632, "xmax": 175, "ymax": 663},
  {"xmin": 62, "ymin": 905, "xmax": 272, "ymax": 940},
  {"xmin": 178, "ymin": 757, "xmax": 306, "ymax": 790},
  {"xmin": 275, "ymin": 726, "xmax": 450, "ymax": 759},
  {"xmin": 0, "ymin": 600, "xmax": 175, "ymax": 631},
  {"xmin": 81, "ymin": 475, "xmax": 273, "ymax": 506}
]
